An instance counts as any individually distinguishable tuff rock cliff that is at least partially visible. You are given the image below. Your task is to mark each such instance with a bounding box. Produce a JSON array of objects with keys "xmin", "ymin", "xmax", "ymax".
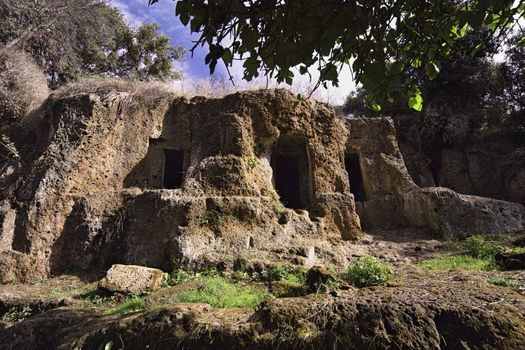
[{"xmin": 0, "ymin": 83, "xmax": 524, "ymax": 283}]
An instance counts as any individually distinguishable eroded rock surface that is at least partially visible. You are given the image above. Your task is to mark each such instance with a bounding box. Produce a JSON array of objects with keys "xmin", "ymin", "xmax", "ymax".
[
  {"xmin": 345, "ymin": 117, "xmax": 525, "ymax": 237},
  {"xmin": 1, "ymin": 269, "xmax": 524, "ymax": 350}
]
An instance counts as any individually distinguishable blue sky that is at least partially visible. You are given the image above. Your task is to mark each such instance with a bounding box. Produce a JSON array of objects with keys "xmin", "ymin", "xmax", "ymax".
[
  {"xmin": 110, "ymin": 0, "xmax": 355, "ymax": 104},
  {"xmin": 110, "ymin": 0, "xmax": 209, "ymax": 79}
]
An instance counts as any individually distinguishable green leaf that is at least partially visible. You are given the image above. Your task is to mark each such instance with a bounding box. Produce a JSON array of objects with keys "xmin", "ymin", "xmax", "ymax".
[
  {"xmin": 371, "ymin": 102, "xmax": 382, "ymax": 112},
  {"xmin": 222, "ymin": 48, "xmax": 233, "ymax": 65},
  {"xmin": 285, "ymin": 70, "xmax": 294, "ymax": 85},
  {"xmin": 470, "ymin": 43, "xmax": 484, "ymax": 57},
  {"xmin": 425, "ymin": 61, "xmax": 441, "ymax": 80},
  {"xmin": 243, "ymin": 56, "xmax": 260, "ymax": 80},
  {"xmin": 175, "ymin": 1, "xmax": 190, "ymax": 27},
  {"xmin": 410, "ymin": 58, "xmax": 422, "ymax": 68},
  {"xmin": 320, "ymin": 64, "xmax": 338, "ymax": 83},
  {"xmin": 240, "ymin": 27, "xmax": 258, "ymax": 50},
  {"xmin": 451, "ymin": 22, "xmax": 468, "ymax": 38},
  {"xmin": 517, "ymin": 36, "xmax": 525, "ymax": 49},
  {"xmin": 467, "ymin": 11, "xmax": 486, "ymax": 29},
  {"xmin": 408, "ymin": 87, "xmax": 423, "ymax": 111},
  {"xmin": 487, "ymin": 14, "xmax": 501, "ymax": 30},
  {"xmin": 389, "ymin": 61, "xmax": 404, "ymax": 75}
]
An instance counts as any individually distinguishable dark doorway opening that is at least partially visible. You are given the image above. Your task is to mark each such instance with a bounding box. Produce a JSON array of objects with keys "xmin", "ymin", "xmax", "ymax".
[
  {"xmin": 271, "ymin": 135, "xmax": 311, "ymax": 209},
  {"xmin": 163, "ymin": 149, "xmax": 184, "ymax": 189},
  {"xmin": 274, "ymin": 154, "xmax": 301, "ymax": 208},
  {"xmin": 345, "ymin": 153, "xmax": 366, "ymax": 201}
]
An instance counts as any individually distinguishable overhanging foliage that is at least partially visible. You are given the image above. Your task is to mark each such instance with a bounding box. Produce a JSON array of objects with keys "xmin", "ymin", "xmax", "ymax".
[{"xmin": 150, "ymin": 0, "xmax": 524, "ymax": 110}]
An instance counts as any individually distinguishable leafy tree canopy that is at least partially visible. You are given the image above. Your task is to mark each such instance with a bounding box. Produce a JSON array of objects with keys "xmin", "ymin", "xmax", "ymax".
[
  {"xmin": 503, "ymin": 33, "xmax": 525, "ymax": 121},
  {"xmin": 1, "ymin": 0, "xmax": 185, "ymax": 88},
  {"xmin": 149, "ymin": 0, "xmax": 524, "ymax": 110},
  {"xmin": 343, "ymin": 28, "xmax": 524, "ymax": 160}
]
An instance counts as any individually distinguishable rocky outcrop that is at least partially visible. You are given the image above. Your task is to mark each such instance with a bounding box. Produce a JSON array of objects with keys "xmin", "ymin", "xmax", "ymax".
[
  {"xmin": 403, "ymin": 187, "xmax": 525, "ymax": 238},
  {"xmin": 345, "ymin": 117, "xmax": 525, "ymax": 237},
  {"xmin": 0, "ymin": 85, "xmax": 361, "ymax": 282},
  {"xmin": 496, "ymin": 252, "xmax": 525, "ymax": 270},
  {"xmin": 439, "ymin": 144, "xmax": 525, "ymax": 205},
  {"xmin": 0, "ymin": 82, "xmax": 524, "ymax": 282},
  {"xmin": 399, "ymin": 129, "xmax": 525, "ymax": 205}
]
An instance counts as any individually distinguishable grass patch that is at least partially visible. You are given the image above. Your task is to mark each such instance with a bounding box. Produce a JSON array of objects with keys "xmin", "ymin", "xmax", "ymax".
[
  {"xmin": 47, "ymin": 286, "xmax": 96, "ymax": 299},
  {"xmin": 343, "ymin": 257, "xmax": 393, "ymax": 288},
  {"xmin": 505, "ymin": 246, "xmax": 525, "ymax": 254},
  {"xmin": 103, "ymin": 297, "xmax": 147, "ymax": 315},
  {"xmin": 257, "ymin": 265, "xmax": 308, "ymax": 297},
  {"xmin": 73, "ymin": 289, "xmax": 113, "ymax": 309},
  {"xmin": 416, "ymin": 255, "xmax": 498, "ymax": 271},
  {"xmin": 164, "ymin": 268, "xmax": 224, "ymax": 286},
  {"xmin": 175, "ymin": 276, "xmax": 268, "ymax": 308},
  {"xmin": 1, "ymin": 306, "xmax": 33, "ymax": 323},
  {"xmin": 488, "ymin": 276, "xmax": 519, "ymax": 288},
  {"xmin": 165, "ymin": 269, "xmax": 197, "ymax": 286},
  {"xmin": 419, "ymin": 235, "xmax": 524, "ymax": 272},
  {"xmin": 261, "ymin": 265, "xmax": 306, "ymax": 285}
]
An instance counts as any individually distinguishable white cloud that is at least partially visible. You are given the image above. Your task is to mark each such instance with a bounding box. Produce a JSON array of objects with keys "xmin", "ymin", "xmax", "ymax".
[
  {"xmin": 110, "ymin": 0, "xmax": 143, "ymax": 27},
  {"xmin": 213, "ymin": 58, "xmax": 355, "ymax": 105}
]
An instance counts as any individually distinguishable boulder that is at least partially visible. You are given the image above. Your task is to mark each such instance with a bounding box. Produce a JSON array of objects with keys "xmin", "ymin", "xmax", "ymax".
[
  {"xmin": 306, "ymin": 265, "xmax": 335, "ymax": 291},
  {"xmin": 99, "ymin": 264, "xmax": 164, "ymax": 294},
  {"xmin": 512, "ymin": 235, "xmax": 525, "ymax": 248},
  {"xmin": 495, "ymin": 253, "xmax": 525, "ymax": 270}
]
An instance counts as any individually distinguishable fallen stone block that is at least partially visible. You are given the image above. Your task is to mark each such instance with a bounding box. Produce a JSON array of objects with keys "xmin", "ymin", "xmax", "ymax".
[{"xmin": 99, "ymin": 264, "xmax": 164, "ymax": 294}]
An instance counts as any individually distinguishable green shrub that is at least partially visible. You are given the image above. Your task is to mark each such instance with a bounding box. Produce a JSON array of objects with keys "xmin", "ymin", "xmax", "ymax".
[
  {"xmin": 247, "ymin": 158, "xmax": 259, "ymax": 172},
  {"xmin": 165, "ymin": 269, "xmax": 194, "ymax": 286},
  {"xmin": 343, "ymin": 257, "xmax": 392, "ymax": 288},
  {"xmin": 464, "ymin": 235, "xmax": 502, "ymax": 258},
  {"xmin": 1, "ymin": 306, "xmax": 33, "ymax": 323},
  {"xmin": 262, "ymin": 265, "xmax": 306, "ymax": 284},
  {"xmin": 232, "ymin": 270, "xmax": 250, "ymax": 281},
  {"xmin": 257, "ymin": 265, "xmax": 308, "ymax": 297},
  {"xmin": 176, "ymin": 276, "xmax": 268, "ymax": 308},
  {"xmin": 0, "ymin": 50, "xmax": 48, "ymax": 123},
  {"xmin": 272, "ymin": 192, "xmax": 286, "ymax": 215}
]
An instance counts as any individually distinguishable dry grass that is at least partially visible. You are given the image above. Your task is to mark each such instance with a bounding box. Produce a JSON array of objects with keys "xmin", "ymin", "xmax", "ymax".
[
  {"xmin": 0, "ymin": 50, "xmax": 49, "ymax": 123},
  {"xmin": 173, "ymin": 73, "xmax": 332, "ymax": 102},
  {"xmin": 54, "ymin": 75, "xmax": 255, "ymax": 101},
  {"xmin": 52, "ymin": 77, "xmax": 177, "ymax": 100},
  {"xmin": 45, "ymin": 73, "xmax": 333, "ymax": 115}
]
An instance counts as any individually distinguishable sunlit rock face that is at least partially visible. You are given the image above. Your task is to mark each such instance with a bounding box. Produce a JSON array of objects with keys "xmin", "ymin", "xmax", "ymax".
[{"xmin": 0, "ymin": 84, "xmax": 523, "ymax": 283}]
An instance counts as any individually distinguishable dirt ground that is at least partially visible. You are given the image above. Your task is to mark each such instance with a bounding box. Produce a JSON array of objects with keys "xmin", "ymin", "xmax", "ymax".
[{"xmin": 1, "ymin": 230, "xmax": 525, "ymax": 349}]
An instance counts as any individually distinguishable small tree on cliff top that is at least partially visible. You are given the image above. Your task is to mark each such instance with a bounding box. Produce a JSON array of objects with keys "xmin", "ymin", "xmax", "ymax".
[{"xmin": 0, "ymin": 0, "xmax": 185, "ymax": 88}]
